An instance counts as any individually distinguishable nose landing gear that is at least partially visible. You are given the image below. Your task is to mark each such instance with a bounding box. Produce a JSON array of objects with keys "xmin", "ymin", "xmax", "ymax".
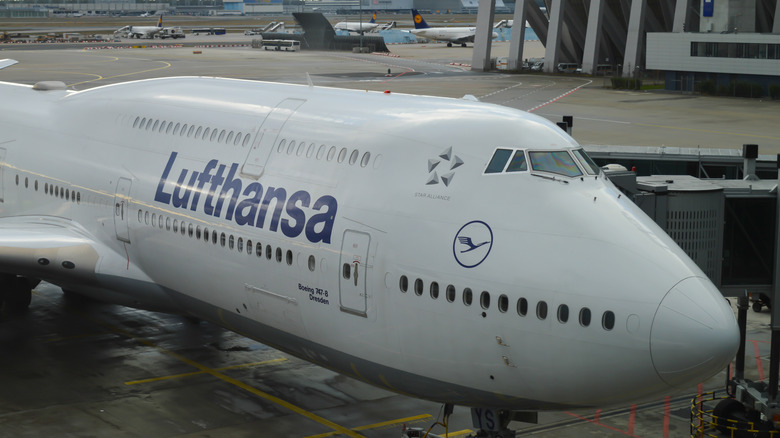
[{"xmin": 1, "ymin": 275, "xmax": 35, "ymax": 316}]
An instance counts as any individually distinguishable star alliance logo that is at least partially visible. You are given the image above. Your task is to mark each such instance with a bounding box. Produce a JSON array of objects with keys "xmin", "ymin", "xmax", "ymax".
[{"xmin": 426, "ymin": 147, "xmax": 464, "ymax": 187}]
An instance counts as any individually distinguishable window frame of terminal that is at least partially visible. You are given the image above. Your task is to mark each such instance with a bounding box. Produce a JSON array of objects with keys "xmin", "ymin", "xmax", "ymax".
[{"xmin": 483, "ymin": 147, "xmax": 601, "ymax": 178}]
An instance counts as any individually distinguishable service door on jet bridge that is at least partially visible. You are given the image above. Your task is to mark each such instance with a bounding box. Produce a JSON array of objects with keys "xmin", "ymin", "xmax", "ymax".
[
  {"xmin": 241, "ymin": 98, "xmax": 305, "ymax": 178},
  {"xmin": 113, "ymin": 177, "xmax": 132, "ymax": 243},
  {"xmin": 339, "ymin": 230, "xmax": 370, "ymax": 317}
]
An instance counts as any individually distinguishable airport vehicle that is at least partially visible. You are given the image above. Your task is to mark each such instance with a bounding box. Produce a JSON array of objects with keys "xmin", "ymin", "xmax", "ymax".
[
  {"xmin": 114, "ymin": 15, "xmax": 164, "ymax": 39},
  {"xmin": 334, "ymin": 13, "xmax": 379, "ymax": 34},
  {"xmin": 0, "ymin": 62, "xmax": 738, "ymax": 437},
  {"xmin": 408, "ymin": 9, "xmax": 497, "ymax": 47},
  {"xmin": 159, "ymin": 27, "xmax": 185, "ymax": 39}
]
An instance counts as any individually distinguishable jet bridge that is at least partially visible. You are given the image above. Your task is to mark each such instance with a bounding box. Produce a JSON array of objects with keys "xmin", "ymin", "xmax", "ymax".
[{"xmin": 606, "ymin": 144, "xmax": 780, "ymax": 435}]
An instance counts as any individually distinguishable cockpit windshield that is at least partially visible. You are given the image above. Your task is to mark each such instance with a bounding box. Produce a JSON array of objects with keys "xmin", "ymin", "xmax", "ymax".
[
  {"xmin": 572, "ymin": 149, "xmax": 601, "ymax": 175},
  {"xmin": 528, "ymin": 151, "xmax": 582, "ymax": 177}
]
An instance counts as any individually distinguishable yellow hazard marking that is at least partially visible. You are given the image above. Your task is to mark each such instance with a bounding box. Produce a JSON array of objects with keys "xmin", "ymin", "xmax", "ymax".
[{"xmin": 124, "ymin": 357, "xmax": 287, "ymax": 385}]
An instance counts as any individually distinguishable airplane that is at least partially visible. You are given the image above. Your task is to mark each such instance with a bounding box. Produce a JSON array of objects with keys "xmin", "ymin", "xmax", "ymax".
[
  {"xmin": 408, "ymin": 9, "xmax": 497, "ymax": 47},
  {"xmin": 333, "ymin": 12, "xmax": 379, "ymax": 34},
  {"xmin": 114, "ymin": 15, "xmax": 164, "ymax": 39},
  {"xmin": 0, "ymin": 60, "xmax": 738, "ymax": 437}
]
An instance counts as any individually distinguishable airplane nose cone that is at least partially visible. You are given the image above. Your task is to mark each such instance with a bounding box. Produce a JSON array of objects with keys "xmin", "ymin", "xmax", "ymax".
[{"xmin": 650, "ymin": 277, "xmax": 739, "ymax": 388}]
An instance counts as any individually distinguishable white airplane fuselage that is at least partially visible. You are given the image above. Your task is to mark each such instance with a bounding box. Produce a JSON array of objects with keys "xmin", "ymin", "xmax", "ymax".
[{"xmin": 0, "ymin": 76, "xmax": 738, "ymax": 411}]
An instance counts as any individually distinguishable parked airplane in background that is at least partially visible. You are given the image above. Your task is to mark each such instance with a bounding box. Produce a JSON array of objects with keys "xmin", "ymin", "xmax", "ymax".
[
  {"xmin": 333, "ymin": 13, "xmax": 379, "ymax": 33},
  {"xmin": 409, "ymin": 9, "xmax": 497, "ymax": 47},
  {"xmin": 114, "ymin": 15, "xmax": 164, "ymax": 39},
  {"xmin": 0, "ymin": 60, "xmax": 738, "ymax": 437}
]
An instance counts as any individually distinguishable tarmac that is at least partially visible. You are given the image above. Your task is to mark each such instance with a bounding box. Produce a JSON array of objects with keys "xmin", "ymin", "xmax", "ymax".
[{"xmin": 0, "ymin": 37, "xmax": 777, "ymax": 437}]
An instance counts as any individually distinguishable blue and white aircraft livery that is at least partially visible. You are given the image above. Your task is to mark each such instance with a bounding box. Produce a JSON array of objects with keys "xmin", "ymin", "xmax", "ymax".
[{"xmin": 0, "ymin": 60, "xmax": 738, "ymax": 435}]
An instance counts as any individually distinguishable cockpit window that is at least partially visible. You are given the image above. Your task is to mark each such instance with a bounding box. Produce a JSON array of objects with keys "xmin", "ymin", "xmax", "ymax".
[
  {"xmin": 485, "ymin": 149, "xmax": 513, "ymax": 174},
  {"xmin": 505, "ymin": 150, "xmax": 527, "ymax": 172},
  {"xmin": 529, "ymin": 151, "xmax": 583, "ymax": 177},
  {"xmin": 572, "ymin": 148, "xmax": 601, "ymax": 175}
]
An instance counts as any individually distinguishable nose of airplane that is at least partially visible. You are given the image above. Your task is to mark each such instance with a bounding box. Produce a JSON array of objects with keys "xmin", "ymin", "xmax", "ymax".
[{"xmin": 650, "ymin": 276, "xmax": 739, "ymax": 388}]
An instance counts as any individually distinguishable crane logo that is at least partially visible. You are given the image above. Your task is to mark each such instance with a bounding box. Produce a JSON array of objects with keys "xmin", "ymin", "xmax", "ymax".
[{"xmin": 453, "ymin": 220, "xmax": 493, "ymax": 268}]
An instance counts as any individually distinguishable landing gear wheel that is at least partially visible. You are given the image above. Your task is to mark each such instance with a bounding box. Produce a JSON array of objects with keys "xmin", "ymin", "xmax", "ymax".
[
  {"xmin": 4, "ymin": 277, "xmax": 32, "ymax": 314},
  {"xmin": 447, "ymin": 42, "xmax": 453, "ymax": 47},
  {"xmin": 753, "ymin": 301, "xmax": 763, "ymax": 312},
  {"xmin": 461, "ymin": 42, "xmax": 467, "ymax": 47}
]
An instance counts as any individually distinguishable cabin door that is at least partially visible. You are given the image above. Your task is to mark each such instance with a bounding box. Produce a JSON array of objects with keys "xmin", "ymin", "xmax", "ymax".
[
  {"xmin": 241, "ymin": 98, "xmax": 305, "ymax": 179},
  {"xmin": 113, "ymin": 177, "xmax": 132, "ymax": 243},
  {"xmin": 339, "ymin": 230, "xmax": 370, "ymax": 317}
]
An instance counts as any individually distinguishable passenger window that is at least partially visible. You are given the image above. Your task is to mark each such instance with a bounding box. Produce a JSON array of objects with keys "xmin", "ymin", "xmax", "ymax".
[
  {"xmin": 229, "ymin": 235, "xmax": 235, "ymax": 250},
  {"xmin": 266, "ymin": 245, "xmax": 272, "ymax": 260},
  {"xmin": 327, "ymin": 146, "xmax": 337, "ymax": 161},
  {"xmin": 173, "ymin": 219, "xmax": 179, "ymax": 233},
  {"xmin": 275, "ymin": 247, "xmax": 282, "ymax": 263},
  {"xmin": 446, "ymin": 285, "xmax": 456, "ymax": 302},
  {"xmin": 256, "ymin": 242, "xmax": 262, "ymax": 257},
  {"xmin": 196, "ymin": 226, "xmax": 201, "ymax": 239},
  {"xmin": 343, "ymin": 263, "xmax": 351, "ymax": 279},
  {"xmin": 212, "ymin": 230, "xmax": 217, "ymax": 244},
  {"xmin": 277, "ymin": 139, "xmax": 287, "ymax": 153},
  {"xmin": 463, "ymin": 288, "xmax": 473, "ymax": 306},
  {"xmin": 517, "ymin": 298, "xmax": 528, "ymax": 316},
  {"xmin": 181, "ymin": 124, "xmax": 188, "ymax": 136},
  {"xmin": 287, "ymin": 140, "xmax": 296, "ymax": 155},
  {"xmin": 338, "ymin": 148, "xmax": 348, "ymax": 163},
  {"xmin": 203, "ymin": 227, "xmax": 209, "ymax": 242},
  {"xmin": 246, "ymin": 239, "xmax": 252, "ymax": 254},
  {"xmin": 203, "ymin": 127, "xmax": 210, "ymax": 140},
  {"xmin": 243, "ymin": 134, "xmax": 251, "ymax": 147},
  {"xmin": 529, "ymin": 151, "xmax": 583, "ymax": 177},
  {"xmin": 286, "ymin": 250, "xmax": 293, "ymax": 265},
  {"xmin": 195, "ymin": 126, "xmax": 202, "ymax": 138},
  {"xmin": 220, "ymin": 232, "xmax": 226, "ymax": 247},
  {"xmin": 537, "ymin": 301, "xmax": 548, "ymax": 320},
  {"xmin": 485, "ymin": 148, "xmax": 512, "ymax": 173},
  {"xmin": 297, "ymin": 142, "xmax": 306, "ymax": 156},
  {"xmin": 414, "ymin": 279, "xmax": 423, "ymax": 296},
  {"xmin": 602, "ymin": 311, "xmax": 615, "ymax": 331},
  {"xmin": 226, "ymin": 131, "xmax": 234, "ymax": 144},
  {"xmin": 237, "ymin": 237, "xmax": 243, "ymax": 252},
  {"xmin": 218, "ymin": 130, "xmax": 226, "ymax": 142},
  {"xmin": 480, "ymin": 291, "xmax": 490, "ymax": 309},
  {"xmin": 210, "ymin": 129, "xmax": 218, "ymax": 141},
  {"xmin": 579, "ymin": 308, "xmax": 591, "ymax": 327},
  {"xmin": 188, "ymin": 223, "xmax": 193, "ymax": 237},
  {"xmin": 308, "ymin": 255, "xmax": 316, "ymax": 271},
  {"xmin": 360, "ymin": 152, "xmax": 371, "ymax": 168},
  {"xmin": 505, "ymin": 150, "xmax": 528, "ymax": 172},
  {"xmin": 430, "ymin": 282, "xmax": 439, "ymax": 299},
  {"xmin": 498, "ymin": 294, "xmax": 508, "ymax": 313},
  {"xmin": 349, "ymin": 149, "xmax": 359, "ymax": 165},
  {"xmin": 558, "ymin": 304, "xmax": 569, "ymax": 323},
  {"xmin": 399, "ymin": 275, "xmax": 409, "ymax": 292},
  {"xmin": 234, "ymin": 132, "xmax": 242, "ymax": 145}
]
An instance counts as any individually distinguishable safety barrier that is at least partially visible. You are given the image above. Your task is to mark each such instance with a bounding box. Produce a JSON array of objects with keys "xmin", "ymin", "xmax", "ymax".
[{"xmin": 691, "ymin": 392, "xmax": 780, "ymax": 437}]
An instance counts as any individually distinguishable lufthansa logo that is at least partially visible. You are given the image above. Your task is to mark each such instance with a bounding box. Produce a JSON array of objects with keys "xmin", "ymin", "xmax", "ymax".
[
  {"xmin": 453, "ymin": 220, "xmax": 493, "ymax": 268},
  {"xmin": 414, "ymin": 15, "xmax": 422, "ymax": 23}
]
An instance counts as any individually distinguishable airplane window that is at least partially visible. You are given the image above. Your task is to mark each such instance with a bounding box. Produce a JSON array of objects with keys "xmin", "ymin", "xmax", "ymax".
[
  {"xmin": 226, "ymin": 131, "xmax": 233, "ymax": 144},
  {"xmin": 399, "ymin": 275, "xmax": 408, "ymax": 292},
  {"xmin": 35, "ymin": 180, "xmax": 38, "ymax": 191},
  {"xmin": 166, "ymin": 122, "xmax": 173, "ymax": 134},
  {"xmin": 218, "ymin": 130, "xmax": 226, "ymax": 143},
  {"xmin": 158, "ymin": 215, "xmax": 163, "ymax": 228},
  {"xmin": 203, "ymin": 127, "xmax": 211, "ymax": 140},
  {"xmin": 44, "ymin": 183, "xmax": 48, "ymax": 194},
  {"xmin": 243, "ymin": 134, "xmax": 251, "ymax": 147},
  {"xmin": 343, "ymin": 263, "xmax": 351, "ymax": 279},
  {"xmin": 173, "ymin": 219, "xmax": 179, "ymax": 232},
  {"xmin": 14, "ymin": 174, "xmax": 18, "ymax": 186},
  {"xmin": 529, "ymin": 151, "xmax": 583, "ymax": 177},
  {"xmin": 212, "ymin": 230, "xmax": 218, "ymax": 244},
  {"xmin": 430, "ymin": 282, "xmax": 439, "ymax": 299},
  {"xmin": 140, "ymin": 118, "xmax": 147, "ymax": 129},
  {"xmin": 498, "ymin": 294, "xmax": 509, "ymax": 313},
  {"xmin": 349, "ymin": 149, "xmax": 359, "ymax": 165},
  {"xmin": 144, "ymin": 211, "xmax": 150, "ymax": 225},
  {"xmin": 188, "ymin": 223, "xmax": 194, "ymax": 237},
  {"xmin": 414, "ymin": 279, "xmax": 423, "ymax": 296},
  {"xmin": 151, "ymin": 213, "xmax": 157, "ymax": 225},
  {"xmin": 220, "ymin": 232, "xmax": 226, "ymax": 247},
  {"xmin": 181, "ymin": 124, "xmax": 188, "ymax": 136},
  {"xmin": 602, "ymin": 311, "xmax": 615, "ymax": 331},
  {"xmin": 463, "ymin": 288, "xmax": 473, "ymax": 306},
  {"xmin": 195, "ymin": 126, "xmax": 203, "ymax": 138},
  {"xmin": 317, "ymin": 145, "xmax": 326, "ymax": 160},
  {"xmin": 277, "ymin": 139, "xmax": 287, "ymax": 153},
  {"xmin": 202, "ymin": 227, "xmax": 208, "ymax": 241},
  {"xmin": 138, "ymin": 210, "xmax": 143, "ymax": 222},
  {"xmin": 234, "ymin": 133, "xmax": 242, "ymax": 145},
  {"xmin": 55, "ymin": 186, "xmax": 59, "ymax": 197},
  {"xmin": 327, "ymin": 146, "xmax": 337, "ymax": 161},
  {"xmin": 210, "ymin": 129, "xmax": 218, "ymax": 142},
  {"xmin": 173, "ymin": 123, "xmax": 181, "ymax": 135},
  {"xmin": 506, "ymin": 150, "xmax": 528, "ymax": 172},
  {"xmin": 160, "ymin": 121, "xmax": 167, "ymax": 133},
  {"xmin": 485, "ymin": 148, "xmax": 512, "ymax": 174},
  {"xmin": 237, "ymin": 237, "xmax": 243, "ymax": 252},
  {"xmin": 572, "ymin": 149, "xmax": 601, "ymax": 175},
  {"xmin": 152, "ymin": 120, "xmax": 159, "ymax": 131},
  {"xmin": 579, "ymin": 308, "xmax": 591, "ymax": 327},
  {"xmin": 287, "ymin": 140, "xmax": 296, "ymax": 155},
  {"xmin": 446, "ymin": 285, "xmax": 456, "ymax": 302},
  {"xmin": 308, "ymin": 255, "xmax": 316, "ymax": 271},
  {"xmin": 360, "ymin": 152, "xmax": 371, "ymax": 168},
  {"xmin": 60, "ymin": 187, "xmax": 64, "ymax": 199},
  {"xmin": 245, "ymin": 239, "xmax": 251, "ymax": 254},
  {"xmin": 166, "ymin": 217, "xmax": 171, "ymax": 231},
  {"xmin": 337, "ymin": 148, "xmax": 347, "ymax": 163},
  {"xmin": 229, "ymin": 234, "xmax": 234, "ymax": 249},
  {"xmin": 256, "ymin": 242, "xmax": 262, "ymax": 257},
  {"xmin": 558, "ymin": 304, "xmax": 569, "ymax": 323},
  {"xmin": 306, "ymin": 143, "xmax": 315, "ymax": 158},
  {"xmin": 133, "ymin": 117, "xmax": 140, "ymax": 128},
  {"xmin": 297, "ymin": 142, "xmax": 306, "ymax": 157},
  {"xmin": 76, "ymin": 192, "xmax": 80, "ymax": 204},
  {"xmin": 286, "ymin": 250, "xmax": 293, "ymax": 265},
  {"xmin": 275, "ymin": 247, "xmax": 282, "ymax": 263},
  {"xmin": 196, "ymin": 226, "xmax": 202, "ymax": 239},
  {"xmin": 480, "ymin": 291, "xmax": 490, "ymax": 310},
  {"xmin": 537, "ymin": 301, "xmax": 548, "ymax": 320},
  {"xmin": 266, "ymin": 245, "xmax": 272, "ymax": 260}
]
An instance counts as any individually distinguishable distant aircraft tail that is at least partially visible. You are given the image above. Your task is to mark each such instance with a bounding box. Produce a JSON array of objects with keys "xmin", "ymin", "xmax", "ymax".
[
  {"xmin": 411, "ymin": 9, "xmax": 430, "ymax": 29},
  {"xmin": 157, "ymin": 15, "xmax": 163, "ymax": 28},
  {"xmin": 370, "ymin": 12, "xmax": 376, "ymax": 24}
]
